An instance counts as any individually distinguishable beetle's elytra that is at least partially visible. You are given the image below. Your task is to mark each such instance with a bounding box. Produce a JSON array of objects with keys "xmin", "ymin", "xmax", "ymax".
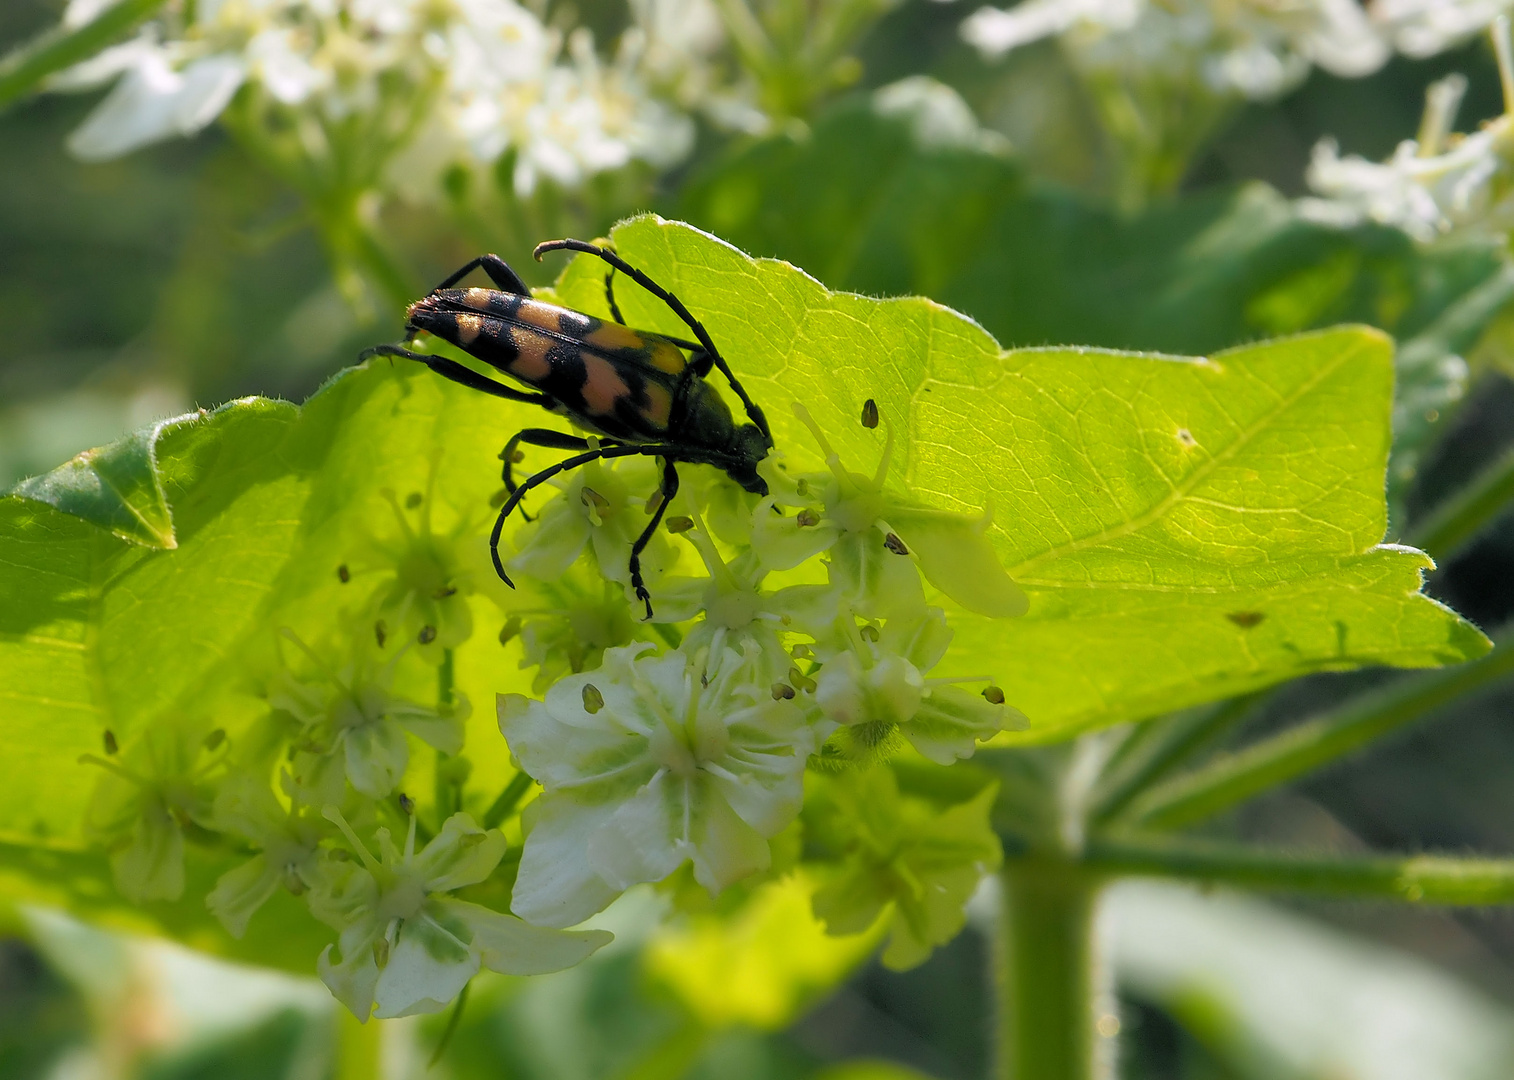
[{"xmin": 360, "ymin": 239, "xmax": 773, "ymax": 618}]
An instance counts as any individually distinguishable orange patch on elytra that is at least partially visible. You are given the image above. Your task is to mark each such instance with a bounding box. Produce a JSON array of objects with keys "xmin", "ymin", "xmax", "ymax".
[
  {"xmin": 514, "ymin": 299, "xmax": 565, "ymax": 334},
  {"xmin": 580, "ymin": 352, "xmax": 631, "ymax": 416},
  {"xmin": 511, "ymin": 332, "xmax": 553, "ymax": 380},
  {"xmin": 645, "ymin": 341, "xmax": 687, "ymax": 374},
  {"xmin": 585, "ymin": 322, "xmax": 646, "ymax": 351},
  {"xmin": 455, "ymin": 313, "xmax": 483, "ymax": 344},
  {"xmin": 463, "ymin": 287, "xmax": 494, "ymax": 311},
  {"xmin": 641, "ymin": 382, "xmax": 673, "ymax": 429}
]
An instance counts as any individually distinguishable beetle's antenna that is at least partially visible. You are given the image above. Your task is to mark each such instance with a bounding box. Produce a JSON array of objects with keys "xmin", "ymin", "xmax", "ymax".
[{"xmin": 535, "ymin": 239, "xmax": 772, "ymax": 443}]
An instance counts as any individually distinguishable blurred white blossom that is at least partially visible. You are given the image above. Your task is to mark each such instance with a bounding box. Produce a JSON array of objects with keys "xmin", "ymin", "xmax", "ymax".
[
  {"xmin": 1303, "ymin": 32, "xmax": 1514, "ymax": 243},
  {"xmin": 50, "ymin": 0, "xmax": 698, "ymax": 195},
  {"xmin": 1372, "ymin": 0, "xmax": 1514, "ymax": 57},
  {"xmin": 962, "ymin": 0, "xmax": 1388, "ymax": 101}
]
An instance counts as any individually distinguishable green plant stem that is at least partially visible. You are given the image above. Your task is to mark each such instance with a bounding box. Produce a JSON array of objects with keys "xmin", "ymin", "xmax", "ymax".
[
  {"xmin": 483, "ymin": 771, "xmax": 534, "ymax": 829},
  {"xmin": 997, "ymin": 860, "xmax": 1104, "ymax": 1080},
  {"xmin": 1091, "ymin": 693, "xmax": 1260, "ymax": 825},
  {"xmin": 435, "ymin": 649, "xmax": 458, "ymax": 823},
  {"xmin": 1125, "ymin": 636, "xmax": 1514, "ymax": 830},
  {"xmin": 1407, "ymin": 444, "xmax": 1514, "ymax": 562},
  {"xmin": 1086, "ymin": 835, "xmax": 1514, "ymax": 903},
  {"xmin": 0, "ymin": 0, "xmax": 168, "ymax": 110},
  {"xmin": 336, "ymin": 1008, "xmax": 381, "ymax": 1080}
]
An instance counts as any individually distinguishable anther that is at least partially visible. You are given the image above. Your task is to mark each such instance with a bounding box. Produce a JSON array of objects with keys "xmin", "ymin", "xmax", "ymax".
[
  {"xmin": 337, "ymin": 564, "xmax": 350, "ymax": 583},
  {"xmin": 418, "ymin": 625, "xmax": 438, "ymax": 645},
  {"xmin": 771, "ymin": 682, "xmax": 796, "ymax": 700},
  {"xmin": 398, "ymin": 792, "xmax": 415, "ymax": 815},
  {"xmin": 203, "ymin": 728, "xmax": 226, "ymax": 751},
  {"xmin": 581, "ymin": 487, "xmax": 610, "ymax": 524},
  {"xmin": 789, "ymin": 667, "xmax": 817, "ymax": 693},
  {"xmin": 645, "ymin": 490, "xmax": 666, "ymax": 516},
  {"xmin": 498, "ymin": 616, "xmax": 522, "ymax": 645},
  {"xmin": 883, "ymin": 532, "xmax": 909, "ymax": 555},
  {"xmin": 792, "ymin": 644, "xmax": 814, "ymax": 660},
  {"xmin": 582, "ymin": 684, "xmax": 605, "ymax": 714},
  {"xmin": 434, "ymin": 586, "xmax": 458, "ymax": 599},
  {"xmin": 797, "ymin": 509, "xmax": 821, "ymax": 527},
  {"xmin": 861, "ymin": 399, "xmax": 879, "ymax": 428},
  {"xmin": 982, "ymin": 686, "xmax": 1006, "ymax": 705},
  {"xmin": 796, "ymin": 479, "xmax": 812, "ymax": 497},
  {"xmin": 102, "ymin": 729, "xmax": 118, "ymax": 755},
  {"xmin": 373, "ymin": 939, "xmax": 390, "ymax": 967},
  {"xmin": 405, "ymin": 492, "xmax": 423, "ymax": 509},
  {"xmin": 666, "ymin": 516, "xmax": 694, "ymax": 534},
  {"xmin": 512, "ymin": 450, "xmax": 525, "ymax": 463},
  {"xmin": 860, "ymin": 624, "xmax": 880, "ymax": 643},
  {"xmin": 375, "ymin": 620, "xmax": 388, "ymax": 647}
]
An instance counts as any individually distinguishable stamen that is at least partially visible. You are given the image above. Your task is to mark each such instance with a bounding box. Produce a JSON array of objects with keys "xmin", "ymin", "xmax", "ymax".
[
  {"xmin": 871, "ymin": 419, "xmax": 894, "ymax": 492},
  {"xmin": 792, "ymin": 404, "xmax": 848, "ymax": 484},
  {"xmin": 280, "ymin": 629, "xmax": 348, "ymax": 690},
  {"xmin": 323, "ymin": 806, "xmax": 383, "ymax": 874},
  {"xmin": 77, "ymin": 754, "xmax": 144, "ymax": 786},
  {"xmin": 379, "ymin": 488, "xmax": 417, "ymax": 544},
  {"xmin": 1417, "ymin": 74, "xmax": 1467, "ymax": 157}
]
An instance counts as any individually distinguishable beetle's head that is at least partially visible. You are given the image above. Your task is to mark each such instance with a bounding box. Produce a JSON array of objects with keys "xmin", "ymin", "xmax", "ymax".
[{"xmin": 725, "ymin": 424, "xmax": 771, "ymax": 496}]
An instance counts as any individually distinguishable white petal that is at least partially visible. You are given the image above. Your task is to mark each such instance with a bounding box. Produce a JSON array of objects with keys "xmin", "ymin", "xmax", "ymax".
[
  {"xmin": 439, "ymin": 897, "xmax": 612, "ymax": 974},
  {"xmin": 206, "ymin": 854, "xmax": 280, "ymax": 938},
  {"xmin": 372, "ymin": 912, "xmax": 479, "ymax": 1018},
  {"xmin": 512, "ymin": 795, "xmax": 623, "ymax": 927}
]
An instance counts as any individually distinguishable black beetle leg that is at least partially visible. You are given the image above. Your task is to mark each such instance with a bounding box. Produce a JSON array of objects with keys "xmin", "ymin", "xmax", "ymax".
[{"xmin": 628, "ymin": 459, "xmax": 680, "ymax": 620}]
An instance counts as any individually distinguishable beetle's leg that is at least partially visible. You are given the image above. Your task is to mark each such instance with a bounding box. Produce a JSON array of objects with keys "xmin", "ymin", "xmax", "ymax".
[
  {"xmin": 429, "ymin": 254, "xmax": 530, "ymax": 295},
  {"xmin": 489, "ymin": 443, "xmax": 699, "ymax": 588},
  {"xmin": 628, "ymin": 459, "xmax": 679, "ymax": 620},
  {"xmin": 535, "ymin": 239, "xmax": 771, "ymax": 444},
  {"xmin": 361, "ymin": 344, "xmax": 555, "ymax": 407},
  {"xmin": 604, "ymin": 268, "xmax": 627, "ymax": 326},
  {"xmin": 498, "ymin": 428, "xmax": 613, "ymax": 497}
]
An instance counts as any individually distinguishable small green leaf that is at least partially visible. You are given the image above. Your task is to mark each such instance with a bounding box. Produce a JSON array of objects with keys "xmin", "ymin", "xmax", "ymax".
[{"xmin": 12, "ymin": 414, "xmax": 184, "ymax": 549}]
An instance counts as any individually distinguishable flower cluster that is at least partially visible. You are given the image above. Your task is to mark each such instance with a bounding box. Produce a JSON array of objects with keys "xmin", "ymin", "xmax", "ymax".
[
  {"xmin": 48, "ymin": 0, "xmax": 697, "ymax": 196},
  {"xmin": 1302, "ymin": 24, "xmax": 1514, "ymax": 245},
  {"xmin": 78, "ymin": 386, "xmax": 1029, "ymax": 1020},
  {"xmin": 493, "ymin": 399, "xmax": 1028, "ymax": 934}
]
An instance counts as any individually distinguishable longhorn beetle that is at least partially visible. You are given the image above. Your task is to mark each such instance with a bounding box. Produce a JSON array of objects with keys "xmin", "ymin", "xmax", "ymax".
[{"xmin": 360, "ymin": 239, "xmax": 773, "ymax": 618}]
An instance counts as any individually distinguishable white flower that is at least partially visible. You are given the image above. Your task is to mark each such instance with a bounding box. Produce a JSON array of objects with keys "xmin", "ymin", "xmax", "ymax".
[
  {"xmin": 813, "ymin": 608, "xmax": 1027, "ymax": 764},
  {"xmin": 273, "ymin": 630, "xmax": 469, "ymax": 803},
  {"xmin": 1304, "ymin": 69, "xmax": 1514, "ymax": 242},
  {"xmin": 48, "ymin": 0, "xmax": 701, "ymax": 195},
  {"xmin": 498, "ymin": 643, "xmax": 823, "ymax": 927},
  {"xmin": 1372, "ymin": 0, "xmax": 1513, "ymax": 57},
  {"xmin": 311, "ymin": 809, "xmax": 610, "ymax": 1019},
  {"xmin": 207, "ymin": 772, "xmax": 327, "ymax": 937},
  {"xmin": 66, "ymin": 47, "xmax": 246, "ymax": 161}
]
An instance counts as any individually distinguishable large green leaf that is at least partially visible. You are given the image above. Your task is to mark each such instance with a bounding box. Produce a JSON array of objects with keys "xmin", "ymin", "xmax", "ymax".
[
  {"xmin": 0, "ymin": 217, "xmax": 1484, "ymax": 963},
  {"xmin": 549, "ymin": 217, "xmax": 1486, "ymax": 741}
]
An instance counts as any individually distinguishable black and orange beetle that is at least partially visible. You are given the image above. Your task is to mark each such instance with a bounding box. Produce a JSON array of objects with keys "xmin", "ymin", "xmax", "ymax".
[{"xmin": 360, "ymin": 239, "xmax": 772, "ymax": 618}]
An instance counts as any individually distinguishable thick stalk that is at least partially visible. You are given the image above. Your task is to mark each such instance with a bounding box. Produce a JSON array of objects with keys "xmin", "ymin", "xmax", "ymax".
[
  {"xmin": 997, "ymin": 860, "xmax": 1105, "ymax": 1080},
  {"xmin": 1086, "ymin": 835, "xmax": 1514, "ymax": 904},
  {"xmin": 1126, "ymin": 636, "xmax": 1514, "ymax": 829},
  {"xmin": 336, "ymin": 1009, "xmax": 382, "ymax": 1080}
]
